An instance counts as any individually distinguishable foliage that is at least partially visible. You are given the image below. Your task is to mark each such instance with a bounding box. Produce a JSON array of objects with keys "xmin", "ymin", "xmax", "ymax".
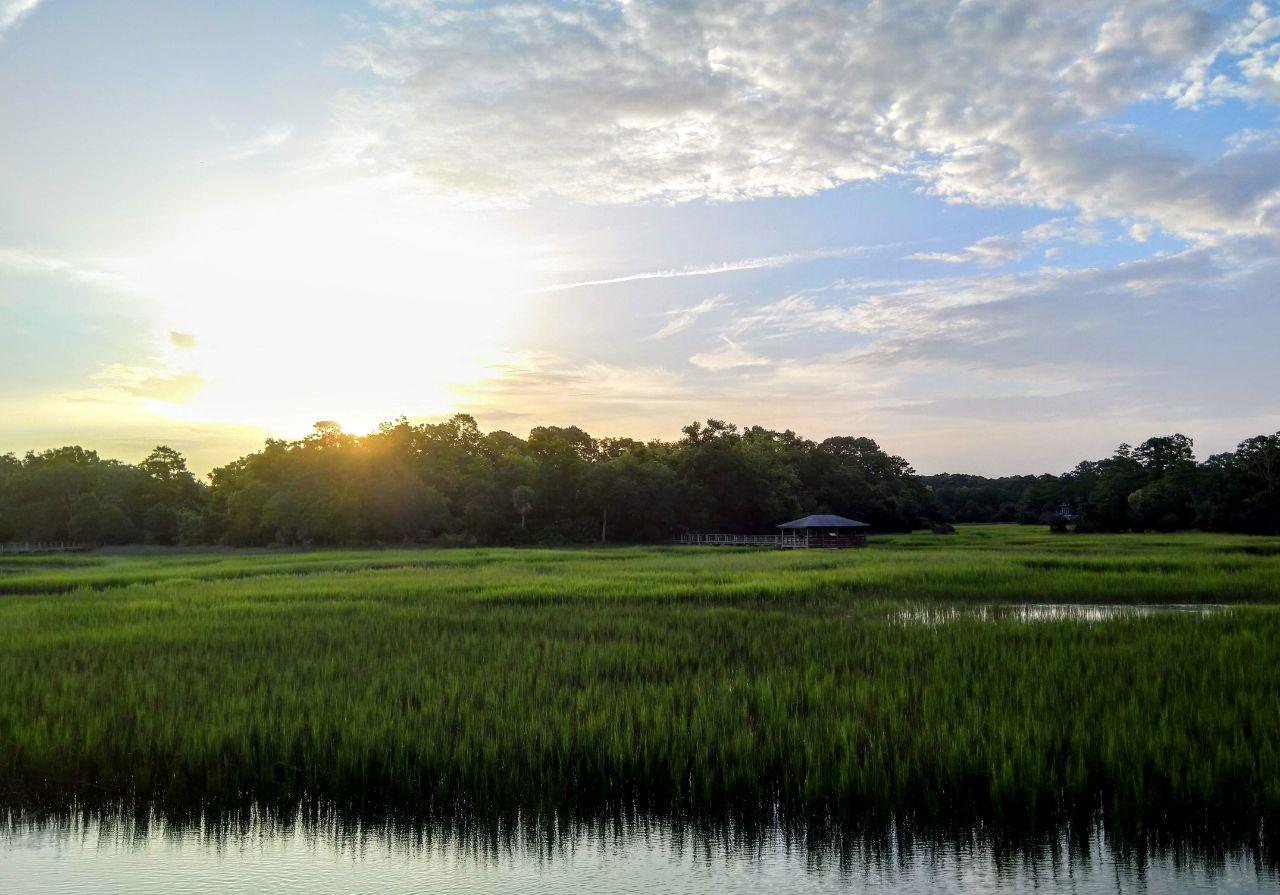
[
  {"xmin": 0, "ymin": 445, "xmax": 202, "ymax": 545},
  {"xmin": 1198, "ymin": 434, "xmax": 1280, "ymax": 535},
  {"xmin": 4, "ymin": 422, "xmax": 1280, "ymax": 546},
  {"xmin": 0, "ymin": 528, "xmax": 1278, "ymax": 843},
  {"xmin": 924, "ymin": 431, "xmax": 1280, "ymax": 535},
  {"xmin": 194, "ymin": 416, "xmax": 931, "ymax": 545}
]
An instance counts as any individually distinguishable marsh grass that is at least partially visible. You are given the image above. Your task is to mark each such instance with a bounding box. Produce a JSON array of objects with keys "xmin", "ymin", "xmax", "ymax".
[{"xmin": 1, "ymin": 528, "xmax": 1278, "ymax": 853}]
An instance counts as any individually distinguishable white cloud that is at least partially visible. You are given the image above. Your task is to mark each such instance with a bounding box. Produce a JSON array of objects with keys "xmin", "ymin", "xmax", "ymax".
[
  {"xmin": 1172, "ymin": 2, "xmax": 1280, "ymax": 106},
  {"xmin": 88, "ymin": 365, "xmax": 206, "ymax": 404},
  {"xmin": 0, "ymin": 246, "xmax": 121, "ymax": 287},
  {"xmin": 220, "ymin": 124, "xmax": 294, "ymax": 163},
  {"xmin": 689, "ymin": 336, "xmax": 771, "ymax": 371},
  {"xmin": 455, "ymin": 352, "xmax": 704, "ymax": 417},
  {"xmin": 1129, "ymin": 221, "xmax": 1156, "ymax": 242},
  {"xmin": 909, "ymin": 236, "xmax": 1027, "ymax": 268},
  {"xmin": 908, "ymin": 218, "xmax": 1110, "ymax": 267},
  {"xmin": 721, "ymin": 246, "xmax": 1271, "ymax": 390},
  {"xmin": 441, "ymin": 248, "xmax": 1278, "ymax": 468},
  {"xmin": 342, "ymin": 1, "xmax": 1280, "ymax": 242},
  {"xmin": 1021, "ymin": 219, "xmax": 1107, "ymax": 247},
  {"xmin": 0, "ymin": 0, "xmax": 40, "ymax": 37},
  {"xmin": 646, "ymin": 294, "xmax": 728, "ymax": 340}
]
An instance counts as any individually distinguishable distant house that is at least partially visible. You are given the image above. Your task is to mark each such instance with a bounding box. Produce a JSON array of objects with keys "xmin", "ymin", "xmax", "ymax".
[{"xmin": 777, "ymin": 514, "xmax": 870, "ymax": 548}]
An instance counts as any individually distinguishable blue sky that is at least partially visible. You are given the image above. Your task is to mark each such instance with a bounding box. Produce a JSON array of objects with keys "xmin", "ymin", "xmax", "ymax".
[{"xmin": 2, "ymin": 0, "xmax": 1279, "ymax": 475}]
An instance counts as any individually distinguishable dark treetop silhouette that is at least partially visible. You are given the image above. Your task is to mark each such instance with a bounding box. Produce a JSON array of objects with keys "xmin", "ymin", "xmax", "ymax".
[{"xmin": 1, "ymin": 418, "xmax": 1277, "ymax": 546}]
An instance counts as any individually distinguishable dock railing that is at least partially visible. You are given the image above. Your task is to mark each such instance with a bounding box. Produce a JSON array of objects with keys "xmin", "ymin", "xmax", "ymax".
[
  {"xmin": 672, "ymin": 532, "xmax": 867, "ymax": 549},
  {"xmin": 0, "ymin": 541, "xmax": 92, "ymax": 555},
  {"xmin": 672, "ymin": 533, "xmax": 812, "ymax": 548}
]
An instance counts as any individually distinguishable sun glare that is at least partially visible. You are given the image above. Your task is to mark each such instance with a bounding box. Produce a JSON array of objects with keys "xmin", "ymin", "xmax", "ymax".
[{"xmin": 116, "ymin": 179, "xmax": 539, "ymax": 436}]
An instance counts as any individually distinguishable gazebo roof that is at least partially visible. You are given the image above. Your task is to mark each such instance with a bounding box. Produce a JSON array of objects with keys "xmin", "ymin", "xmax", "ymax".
[{"xmin": 777, "ymin": 514, "xmax": 870, "ymax": 529}]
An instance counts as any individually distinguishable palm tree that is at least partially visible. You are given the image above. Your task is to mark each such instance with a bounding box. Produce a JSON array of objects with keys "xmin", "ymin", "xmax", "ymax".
[{"xmin": 512, "ymin": 485, "xmax": 534, "ymax": 530}]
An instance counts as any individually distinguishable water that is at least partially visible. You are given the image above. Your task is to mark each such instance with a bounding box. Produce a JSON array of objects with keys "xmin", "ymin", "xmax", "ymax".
[
  {"xmin": 3, "ymin": 812, "xmax": 1276, "ymax": 894},
  {"xmin": 893, "ymin": 603, "xmax": 1230, "ymax": 625}
]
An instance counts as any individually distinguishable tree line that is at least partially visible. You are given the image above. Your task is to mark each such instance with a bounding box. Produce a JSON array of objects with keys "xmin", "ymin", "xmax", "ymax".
[
  {"xmin": 0, "ymin": 416, "xmax": 930, "ymax": 546},
  {"xmin": 924, "ymin": 432, "xmax": 1280, "ymax": 534},
  {"xmin": 1, "ymin": 419, "xmax": 1276, "ymax": 546}
]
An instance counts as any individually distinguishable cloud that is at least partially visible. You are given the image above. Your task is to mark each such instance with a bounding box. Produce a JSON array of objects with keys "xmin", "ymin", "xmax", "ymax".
[
  {"xmin": 0, "ymin": 0, "xmax": 40, "ymax": 37},
  {"xmin": 1173, "ymin": 3, "xmax": 1280, "ymax": 106},
  {"xmin": 530, "ymin": 243, "xmax": 893, "ymax": 293},
  {"xmin": 220, "ymin": 124, "xmax": 294, "ymax": 163},
  {"xmin": 0, "ymin": 247, "xmax": 121, "ymax": 287},
  {"xmin": 88, "ymin": 365, "xmax": 206, "ymax": 404},
  {"xmin": 441, "ymin": 245, "xmax": 1278, "ymax": 470},
  {"xmin": 876, "ymin": 389, "xmax": 1139, "ymax": 423},
  {"xmin": 456, "ymin": 352, "xmax": 704, "ymax": 412},
  {"xmin": 342, "ymin": 1, "xmax": 1280, "ymax": 242},
  {"xmin": 689, "ymin": 336, "xmax": 771, "ymax": 371},
  {"xmin": 719, "ymin": 245, "xmax": 1278, "ymax": 413},
  {"xmin": 909, "ymin": 236, "xmax": 1027, "ymax": 268},
  {"xmin": 908, "ymin": 218, "xmax": 1109, "ymax": 267},
  {"xmin": 739, "ymin": 248, "xmax": 1235, "ymax": 344},
  {"xmin": 646, "ymin": 294, "xmax": 728, "ymax": 340}
]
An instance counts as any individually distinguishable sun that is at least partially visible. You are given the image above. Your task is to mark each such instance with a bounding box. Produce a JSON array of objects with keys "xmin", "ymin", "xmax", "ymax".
[{"xmin": 118, "ymin": 177, "xmax": 542, "ymax": 436}]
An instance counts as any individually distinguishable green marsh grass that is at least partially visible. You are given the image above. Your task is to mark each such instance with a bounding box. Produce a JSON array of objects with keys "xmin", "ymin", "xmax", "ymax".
[{"xmin": 1, "ymin": 527, "xmax": 1278, "ymax": 845}]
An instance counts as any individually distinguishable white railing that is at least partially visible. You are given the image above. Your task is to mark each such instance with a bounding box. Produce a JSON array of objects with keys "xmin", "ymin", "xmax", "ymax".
[
  {"xmin": 0, "ymin": 541, "xmax": 91, "ymax": 554},
  {"xmin": 672, "ymin": 532, "xmax": 867, "ymax": 549},
  {"xmin": 672, "ymin": 533, "xmax": 810, "ymax": 548}
]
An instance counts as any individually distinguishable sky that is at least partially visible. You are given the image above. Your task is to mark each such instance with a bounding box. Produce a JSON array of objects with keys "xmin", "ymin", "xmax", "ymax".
[{"xmin": 2, "ymin": 0, "xmax": 1279, "ymax": 476}]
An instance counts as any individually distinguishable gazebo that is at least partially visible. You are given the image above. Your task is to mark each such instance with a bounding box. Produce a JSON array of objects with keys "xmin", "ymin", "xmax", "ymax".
[{"xmin": 777, "ymin": 514, "xmax": 870, "ymax": 548}]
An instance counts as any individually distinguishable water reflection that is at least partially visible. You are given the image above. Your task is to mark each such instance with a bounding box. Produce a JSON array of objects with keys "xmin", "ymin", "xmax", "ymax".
[
  {"xmin": 893, "ymin": 604, "xmax": 1231, "ymax": 625},
  {"xmin": 4, "ymin": 807, "xmax": 1276, "ymax": 894}
]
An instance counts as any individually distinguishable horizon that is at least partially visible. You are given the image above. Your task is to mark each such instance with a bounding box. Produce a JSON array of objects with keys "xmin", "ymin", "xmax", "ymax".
[
  {"xmin": 2, "ymin": 411, "xmax": 1262, "ymax": 482},
  {"xmin": 4, "ymin": 1, "xmax": 1280, "ymax": 479}
]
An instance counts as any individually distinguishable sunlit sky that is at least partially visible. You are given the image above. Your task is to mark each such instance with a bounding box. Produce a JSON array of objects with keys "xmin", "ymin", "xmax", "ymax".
[{"xmin": 3, "ymin": 0, "xmax": 1280, "ymax": 476}]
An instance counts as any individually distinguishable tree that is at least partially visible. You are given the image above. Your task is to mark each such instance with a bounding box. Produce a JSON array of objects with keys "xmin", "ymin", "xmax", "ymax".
[
  {"xmin": 1134, "ymin": 434, "xmax": 1195, "ymax": 474},
  {"xmin": 584, "ymin": 453, "xmax": 680, "ymax": 542},
  {"xmin": 68, "ymin": 493, "xmax": 135, "ymax": 544},
  {"xmin": 16, "ymin": 419, "xmax": 1279, "ymax": 546},
  {"xmin": 134, "ymin": 446, "xmax": 204, "ymax": 544},
  {"xmin": 1199, "ymin": 432, "xmax": 1280, "ymax": 534},
  {"xmin": 512, "ymin": 485, "xmax": 534, "ymax": 530}
]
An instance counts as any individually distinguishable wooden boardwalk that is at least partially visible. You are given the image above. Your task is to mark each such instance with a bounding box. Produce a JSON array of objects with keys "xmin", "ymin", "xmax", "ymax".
[
  {"xmin": 0, "ymin": 541, "xmax": 92, "ymax": 555},
  {"xmin": 672, "ymin": 533, "xmax": 865, "ymax": 549}
]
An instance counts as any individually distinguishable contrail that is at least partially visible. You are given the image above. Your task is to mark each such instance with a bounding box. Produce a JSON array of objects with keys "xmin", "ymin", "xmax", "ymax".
[{"xmin": 527, "ymin": 240, "xmax": 924, "ymax": 294}]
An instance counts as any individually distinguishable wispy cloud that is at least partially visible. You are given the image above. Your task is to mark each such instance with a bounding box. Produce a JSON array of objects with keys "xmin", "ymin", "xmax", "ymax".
[
  {"xmin": 456, "ymin": 352, "xmax": 703, "ymax": 408},
  {"xmin": 530, "ymin": 243, "xmax": 909, "ymax": 294},
  {"xmin": 908, "ymin": 219, "xmax": 1110, "ymax": 268},
  {"xmin": 220, "ymin": 124, "xmax": 294, "ymax": 163},
  {"xmin": 87, "ymin": 365, "xmax": 206, "ymax": 405},
  {"xmin": 689, "ymin": 336, "xmax": 771, "ymax": 372},
  {"xmin": 646, "ymin": 294, "xmax": 729, "ymax": 340},
  {"xmin": 0, "ymin": 0, "xmax": 40, "ymax": 38},
  {"xmin": 909, "ymin": 236, "xmax": 1027, "ymax": 268},
  {"xmin": 0, "ymin": 247, "xmax": 121, "ymax": 287}
]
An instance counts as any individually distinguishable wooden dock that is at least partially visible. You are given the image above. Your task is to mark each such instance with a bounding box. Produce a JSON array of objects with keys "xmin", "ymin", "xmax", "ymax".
[
  {"xmin": 672, "ymin": 533, "xmax": 865, "ymax": 549},
  {"xmin": 0, "ymin": 541, "xmax": 92, "ymax": 555}
]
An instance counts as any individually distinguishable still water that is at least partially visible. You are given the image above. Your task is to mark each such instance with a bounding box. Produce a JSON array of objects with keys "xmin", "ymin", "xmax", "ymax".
[
  {"xmin": 893, "ymin": 603, "xmax": 1230, "ymax": 625},
  {"xmin": 3, "ymin": 813, "xmax": 1275, "ymax": 894}
]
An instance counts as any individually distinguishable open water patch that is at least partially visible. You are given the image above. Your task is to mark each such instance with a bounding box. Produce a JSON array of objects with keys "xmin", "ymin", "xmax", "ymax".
[
  {"xmin": 893, "ymin": 604, "xmax": 1232, "ymax": 625},
  {"xmin": 4, "ymin": 809, "xmax": 1276, "ymax": 895}
]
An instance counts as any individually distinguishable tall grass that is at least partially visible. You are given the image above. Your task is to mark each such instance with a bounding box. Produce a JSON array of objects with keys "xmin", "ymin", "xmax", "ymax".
[{"xmin": 1, "ymin": 528, "xmax": 1278, "ymax": 849}]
